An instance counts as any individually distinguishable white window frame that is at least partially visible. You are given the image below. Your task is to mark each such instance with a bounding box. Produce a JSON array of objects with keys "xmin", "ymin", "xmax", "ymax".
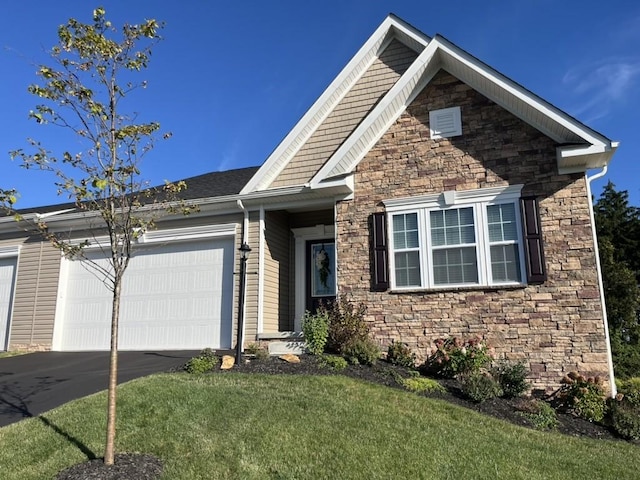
[{"xmin": 384, "ymin": 185, "xmax": 526, "ymax": 291}]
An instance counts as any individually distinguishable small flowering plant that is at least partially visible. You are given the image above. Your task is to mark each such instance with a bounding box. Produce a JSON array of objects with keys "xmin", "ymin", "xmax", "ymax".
[{"xmin": 425, "ymin": 336, "xmax": 494, "ymax": 378}]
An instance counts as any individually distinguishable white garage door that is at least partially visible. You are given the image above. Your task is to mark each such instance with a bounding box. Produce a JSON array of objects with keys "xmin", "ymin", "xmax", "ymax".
[
  {"xmin": 0, "ymin": 257, "xmax": 17, "ymax": 350},
  {"xmin": 55, "ymin": 238, "xmax": 234, "ymax": 351}
]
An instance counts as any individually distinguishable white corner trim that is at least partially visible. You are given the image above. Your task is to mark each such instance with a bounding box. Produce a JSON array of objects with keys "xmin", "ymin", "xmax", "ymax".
[
  {"xmin": 0, "ymin": 246, "xmax": 20, "ymax": 258},
  {"xmin": 383, "ymin": 184, "xmax": 523, "ymax": 211}
]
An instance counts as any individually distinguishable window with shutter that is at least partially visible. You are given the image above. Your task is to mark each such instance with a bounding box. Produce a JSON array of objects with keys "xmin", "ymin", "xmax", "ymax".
[{"xmin": 383, "ymin": 185, "xmax": 529, "ymax": 290}]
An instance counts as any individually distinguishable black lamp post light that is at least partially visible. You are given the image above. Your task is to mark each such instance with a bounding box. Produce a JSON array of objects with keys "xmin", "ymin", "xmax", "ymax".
[{"xmin": 235, "ymin": 242, "xmax": 251, "ymax": 364}]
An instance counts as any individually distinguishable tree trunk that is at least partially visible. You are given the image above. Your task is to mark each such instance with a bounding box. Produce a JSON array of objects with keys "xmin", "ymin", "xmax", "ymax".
[{"xmin": 104, "ymin": 279, "xmax": 121, "ymax": 465}]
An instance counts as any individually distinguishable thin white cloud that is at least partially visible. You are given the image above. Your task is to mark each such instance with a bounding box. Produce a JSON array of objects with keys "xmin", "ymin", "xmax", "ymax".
[{"xmin": 562, "ymin": 58, "xmax": 640, "ymax": 122}]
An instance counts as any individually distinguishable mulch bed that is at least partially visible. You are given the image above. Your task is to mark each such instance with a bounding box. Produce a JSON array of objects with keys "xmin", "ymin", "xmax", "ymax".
[
  {"xmin": 226, "ymin": 354, "xmax": 623, "ymax": 442},
  {"xmin": 56, "ymin": 353, "xmax": 632, "ymax": 479}
]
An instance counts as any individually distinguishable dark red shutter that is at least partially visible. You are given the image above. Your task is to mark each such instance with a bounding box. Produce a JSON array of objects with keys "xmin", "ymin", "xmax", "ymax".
[
  {"xmin": 371, "ymin": 212, "xmax": 389, "ymax": 291},
  {"xmin": 520, "ymin": 196, "xmax": 546, "ymax": 284}
]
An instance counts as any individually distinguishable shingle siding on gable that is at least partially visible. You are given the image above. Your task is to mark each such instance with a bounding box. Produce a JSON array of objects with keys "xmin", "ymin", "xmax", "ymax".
[
  {"xmin": 336, "ymin": 71, "xmax": 610, "ymax": 393},
  {"xmin": 269, "ymin": 39, "xmax": 418, "ymax": 189}
]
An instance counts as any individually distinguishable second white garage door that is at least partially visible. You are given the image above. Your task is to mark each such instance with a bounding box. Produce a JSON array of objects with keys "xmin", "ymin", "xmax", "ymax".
[
  {"xmin": 54, "ymin": 238, "xmax": 234, "ymax": 351},
  {"xmin": 0, "ymin": 256, "xmax": 18, "ymax": 351}
]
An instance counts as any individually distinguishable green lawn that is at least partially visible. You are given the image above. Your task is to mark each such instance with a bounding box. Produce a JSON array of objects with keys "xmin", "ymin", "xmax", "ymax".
[{"xmin": 0, "ymin": 373, "xmax": 638, "ymax": 479}]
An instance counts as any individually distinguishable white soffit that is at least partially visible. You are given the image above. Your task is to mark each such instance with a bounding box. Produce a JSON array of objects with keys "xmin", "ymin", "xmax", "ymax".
[
  {"xmin": 311, "ymin": 33, "xmax": 616, "ymax": 185},
  {"xmin": 240, "ymin": 15, "xmax": 430, "ymax": 195}
]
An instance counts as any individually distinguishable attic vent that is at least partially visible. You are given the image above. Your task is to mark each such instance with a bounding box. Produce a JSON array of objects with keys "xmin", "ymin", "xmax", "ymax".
[{"xmin": 429, "ymin": 106, "xmax": 462, "ymax": 139}]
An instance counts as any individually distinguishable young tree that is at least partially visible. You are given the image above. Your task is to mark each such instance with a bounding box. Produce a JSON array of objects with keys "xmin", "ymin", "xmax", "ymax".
[{"xmin": 4, "ymin": 8, "xmax": 194, "ymax": 465}]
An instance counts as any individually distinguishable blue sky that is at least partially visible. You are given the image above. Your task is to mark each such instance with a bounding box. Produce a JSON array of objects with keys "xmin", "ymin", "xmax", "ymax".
[{"xmin": 1, "ymin": 1, "xmax": 638, "ymax": 208}]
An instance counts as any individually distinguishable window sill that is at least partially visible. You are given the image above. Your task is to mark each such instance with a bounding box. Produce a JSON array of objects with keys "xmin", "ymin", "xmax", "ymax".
[{"xmin": 388, "ymin": 283, "xmax": 526, "ymax": 294}]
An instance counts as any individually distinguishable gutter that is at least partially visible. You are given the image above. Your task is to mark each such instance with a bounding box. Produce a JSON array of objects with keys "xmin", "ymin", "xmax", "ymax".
[{"xmin": 585, "ymin": 166, "xmax": 617, "ymax": 397}]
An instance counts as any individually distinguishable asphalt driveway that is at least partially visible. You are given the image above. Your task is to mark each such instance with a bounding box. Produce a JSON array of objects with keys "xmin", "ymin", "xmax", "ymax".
[{"xmin": 0, "ymin": 351, "xmax": 198, "ymax": 427}]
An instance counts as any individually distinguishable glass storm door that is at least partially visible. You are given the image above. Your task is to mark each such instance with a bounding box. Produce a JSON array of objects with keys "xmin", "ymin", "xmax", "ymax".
[{"xmin": 306, "ymin": 240, "xmax": 336, "ymax": 313}]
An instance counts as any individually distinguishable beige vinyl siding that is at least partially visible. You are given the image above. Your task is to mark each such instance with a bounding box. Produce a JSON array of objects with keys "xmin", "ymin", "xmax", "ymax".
[
  {"xmin": 9, "ymin": 239, "xmax": 61, "ymax": 349},
  {"xmin": 270, "ymin": 40, "xmax": 418, "ymax": 188},
  {"xmin": 263, "ymin": 211, "xmax": 291, "ymax": 333}
]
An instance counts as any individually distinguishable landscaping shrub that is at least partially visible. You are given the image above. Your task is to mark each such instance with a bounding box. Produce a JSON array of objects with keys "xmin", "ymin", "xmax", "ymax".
[
  {"xmin": 557, "ymin": 372, "xmax": 607, "ymax": 422},
  {"xmin": 386, "ymin": 340, "xmax": 416, "ymax": 369},
  {"xmin": 185, "ymin": 348, "xmax": 218, "ymax": 374},
  {"xmin": 323, "ymin": 296, "xmax": 370, "ymax": 355},
  {"xmin": 245, "ymin": 343, "xmax": 269, "ymax": 361},
  {"xmin": 616, "ymin": 377, "xmax": 640, "ymax": 406},
  {"xmin": 491, "ymin": 361, "xmax": 529, "ymax": 398},
  {"xmin": 400, "ymin": 377, "xmax": 446, "ymax": 394},
  {"xmin": 517, "ymin": 398, "xmax": 558, "ymax": 431},
  {"xmin": 318, "ymin": 354, "xmax": 348, "ymax": 371},
  {"xmin": 609, "ymin": 397, "xmax": 640, "ymax": 440},
  {"xmin": 459, "ymin": 371, "xmax": 503, "ymax": 403},
  {"xmin": 344, "ymin": 337, "xmax": 380, "ymax": 366},
  {"xmin": 423, "ymin": 336, "xmax": 493, "ymax": 378},
  {"xmin": 302, "ymin": 310, "xmax": 330, "ymax": 355}
]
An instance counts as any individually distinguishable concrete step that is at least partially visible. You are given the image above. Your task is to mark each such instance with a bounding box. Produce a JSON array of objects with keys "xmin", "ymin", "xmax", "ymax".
[{"xmin": 268, "ymin": 340, "xmax": 306, "ymax": 355}]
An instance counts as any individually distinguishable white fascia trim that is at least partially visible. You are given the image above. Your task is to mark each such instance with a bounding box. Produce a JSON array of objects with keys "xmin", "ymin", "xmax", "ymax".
[
  {"xmin": 383, "ymin": 184, "xmax": 523, "ymax": 211},
  {"xmin": 311, "ymin": 41, "xmax": 442, "ymax": 185},
  {"xmin": 0, "ymin": 245, "xmax": 20, "ymax": 258},
  {"xmin": 434, "ymin": 36, "xmax": 612, "ymax": 148},
  {"xmin": 241, "ymin": 16, "xmax": 430, "ymax": 195},
  {"xmin": 80, "ymin": 223, "xmax": 237, "ymax": 250},
  {"xmin": 139, "ymin": 223, "xmax": 236, "ymax": 244}
]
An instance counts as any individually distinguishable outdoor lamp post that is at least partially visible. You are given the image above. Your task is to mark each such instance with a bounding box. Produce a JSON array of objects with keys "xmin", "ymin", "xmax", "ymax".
[{"xmin": 235, "ymin": 242, "xmax": 251, "ymax": 364}]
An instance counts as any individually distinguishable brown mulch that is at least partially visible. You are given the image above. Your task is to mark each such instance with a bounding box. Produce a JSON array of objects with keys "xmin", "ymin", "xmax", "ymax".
[
  {"xmin": 226, "ymin": 354, "xmax": 623, "ymax": 442},
  {"xmin": 56, "ymin": 353, "xmax": 630, "ymax": 479},
  {"xmin": 56, "ymin": 453, "xmax": 162, "ymax": 480}
]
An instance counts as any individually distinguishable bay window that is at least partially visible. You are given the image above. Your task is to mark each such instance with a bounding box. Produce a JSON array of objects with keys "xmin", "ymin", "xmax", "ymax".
[{"xmin": 384, "ymin": 185, "xmax": 527, "ymax": 290}]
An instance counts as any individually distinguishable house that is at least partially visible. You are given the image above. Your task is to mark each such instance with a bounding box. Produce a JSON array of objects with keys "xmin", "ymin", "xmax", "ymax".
[{"xmin": 0, "ymin": 15, "xmax": 618, "ymax": 393}]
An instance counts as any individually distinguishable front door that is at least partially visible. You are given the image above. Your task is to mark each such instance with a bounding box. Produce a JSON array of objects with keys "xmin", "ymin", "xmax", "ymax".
[{"xmin": 306, "ymin": 240, "xmax": 336, "ymax": 313}]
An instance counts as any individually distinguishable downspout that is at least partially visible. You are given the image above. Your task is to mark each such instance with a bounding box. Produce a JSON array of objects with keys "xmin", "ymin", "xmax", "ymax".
[{"xmin": 585, "ymin": 166, "xmax": 617, "ymax": 397}]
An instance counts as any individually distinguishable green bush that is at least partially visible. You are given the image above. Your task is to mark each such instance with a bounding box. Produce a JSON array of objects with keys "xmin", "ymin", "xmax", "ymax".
[
  {"xmin": 400, "ymin": 377, "xmax": 446, "ymax": 394},
  {"xmin": 323, "ymin": 296, "xmax": 370, "ymax": 355},
  {"xmin": 318, "ymin": 354, "xmax": 348, "ymax": 371},
  {"xmin": 459, "ymin": 372, "xmax": 503, "ymax": 403},
  {"xmin": 491, "ymin": 361, "xmax": 529, "ymax": 398},
  {"xmin": 517, "ymin": 399, "xmax": 558, "ymax": 431},
  {"xmin": 302, "ymin": 310, "xmax": 330, "ymax": 355},
  {"xmin": 185, "ymin": 348, "xmax": 218, "ymax": 374},
  {"xmin": 245, "ymin": 343, "xmax": 269, "ymax": 361},
  {"xmin": 616, "ymin": 377, "xmax": 640, "ymax": 406},
  {"xmin": 557, "ymin": 372, "xmax": 607, "ymax": 422},
  {"xmin": 344, "ymin": 337, "xmax": 380, "ymax": 366},
  {"xmin": 386, "ymin": 340, "xmax": 416, "ymax": 369},
  {"xmin": 424, "ymin": 337, "xmax": 493, "ymax": 378},
  {"xmin": 609, "ymin": 397, "xmax": 640, "ymax": 440}
]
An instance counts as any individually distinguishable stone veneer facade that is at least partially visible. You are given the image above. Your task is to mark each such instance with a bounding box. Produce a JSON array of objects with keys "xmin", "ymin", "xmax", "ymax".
[{"xmin": 335, "ymin": 71, "xmax": 611, "ymax": 393}]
